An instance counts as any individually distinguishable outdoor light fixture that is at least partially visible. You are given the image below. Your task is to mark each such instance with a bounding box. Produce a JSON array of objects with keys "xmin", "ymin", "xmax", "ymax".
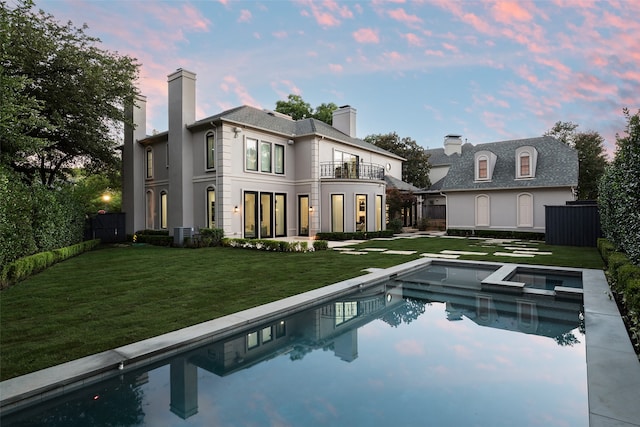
[
  {"xmin": 234, "ymin": 206, "xmax": 239, "ymax": 213},
  {"xmin": 233, "ymin": 126, "xmax": 242, "ymax": 137},
  {"xmin": 309, "ymin": 206, "xmax": 314, "ymax": 212}
]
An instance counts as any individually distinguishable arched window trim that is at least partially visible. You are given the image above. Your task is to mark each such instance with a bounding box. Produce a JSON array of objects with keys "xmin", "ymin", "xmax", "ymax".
[
  {"xmin": 515, "ymin": 146, "xmax": 538, "ymax": 179},
  {"xmin": 475, "ymin": 151, "xmax": 496, "ymax": 181}
]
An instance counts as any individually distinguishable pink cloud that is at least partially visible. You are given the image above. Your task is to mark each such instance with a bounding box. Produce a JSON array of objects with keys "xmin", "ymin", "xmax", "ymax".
[
  {"xmin": 270, "ymin": 80, "xmax": 302, "ymax": 99},
  {"xmin": 353, "ymin": 28, "xmax": 380, "ymax": 44},
  {"xmin": 492, "ymin": 1, "xmax": 533, "ymax": 23},
  {"xmin": 220, "ymin": 75, "xmax": 260, "ymax": 108},
  {"xmin": 424, "ymin": 49, "xmax": 444, "ymax": 57},
  {"xmin": 442, "ymin": 42, "xmax": 459, "ymax": 53},
  {"xmin": 298, "ymin": 0, "xmax": 354, "ymax": 28},
  {"xmin": 403, "ymin": 33, "xmax": 423, "ymax": 47},
  {"xmin": 387, "ymin": 8, "xmax": 423, "ymax": 26},
  {"xmin": 238, "ymin": 9, "xmax": 252, "ymax": 23},
  {"xmin": 272, "ymin": 31, "xmax": 288, "ymax": 39},
  {"xmin": 329, "ymin": 63, "xmax": 343, "ymax": 73},
  {"xmin": 395, "ymin": 339, "xmax": 425, "ymax": 356},
  {"xmin": 383, "ymin": 51, "xmax": 405, "ymax": 62}
]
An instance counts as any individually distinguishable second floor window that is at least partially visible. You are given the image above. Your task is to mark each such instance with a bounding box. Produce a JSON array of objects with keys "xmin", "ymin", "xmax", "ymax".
[
  {"xmin": 146, "ymin": 148, "xmax": 153, "ymax": 179},
  {"xmin": 246, "ymin": 138, "xmax": 258, "ymax": 171},
  {"xmin": 520, "ymin": 154, "xmax": 531, "ymax": 177},
  {"xmin": 478, "ymin": 158, "xmax": 488, "ymax": 179},
  {"xmin": 206, "ymin": 133, "xmax": 215, "ymax": 169}
]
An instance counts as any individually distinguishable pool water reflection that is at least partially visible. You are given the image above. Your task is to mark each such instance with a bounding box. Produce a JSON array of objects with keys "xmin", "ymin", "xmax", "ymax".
[{"xmin": 2, "ymin": 274, "xmax": 587, "ymax": 426}]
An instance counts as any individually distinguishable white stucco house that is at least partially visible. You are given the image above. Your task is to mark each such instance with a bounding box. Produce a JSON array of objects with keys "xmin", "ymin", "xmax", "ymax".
[
  {"xmin": 425, "ymin": 134, "xmax": 578, "ymax": 233},
  {"xmin": 122, "ymin": 69, "xmax": 405, "ymax": 239}
]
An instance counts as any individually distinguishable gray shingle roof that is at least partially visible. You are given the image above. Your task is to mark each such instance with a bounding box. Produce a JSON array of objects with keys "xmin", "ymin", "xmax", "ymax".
[
  {"xmin": 384, "ymin": 175, "xmax": 424, "ymax": 192},
  {"xmin": 189, "ymin": 105, "xmax": 404, "ymax": 160},
  {"xmin": 434, "ymin": 136, "xmax": 578, "ymax": 191}
]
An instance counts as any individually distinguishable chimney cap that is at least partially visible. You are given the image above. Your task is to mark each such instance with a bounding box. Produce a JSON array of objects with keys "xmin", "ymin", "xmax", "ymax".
[{"xmin": 445, "ymin": 134, "xmax": 462, "ymax": 139}]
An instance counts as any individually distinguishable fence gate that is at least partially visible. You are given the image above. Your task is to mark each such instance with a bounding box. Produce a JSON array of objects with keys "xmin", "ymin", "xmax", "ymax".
[
  {"xmin": 87, "ymin": 213, "xmax": 126, "ymax": 243},
  {"xmin": 545, "ymin": 203, "xmax": 601, "ymax": 247}
]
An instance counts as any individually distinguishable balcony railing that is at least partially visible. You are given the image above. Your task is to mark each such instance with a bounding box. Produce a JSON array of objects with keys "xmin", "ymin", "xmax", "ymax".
[{"xmin": 320, "ymin": 162, "xmax": 385, "ymax": 180}]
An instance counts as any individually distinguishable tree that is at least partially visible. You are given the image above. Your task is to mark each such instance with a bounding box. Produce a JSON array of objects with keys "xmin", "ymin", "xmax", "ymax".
[
  {"xmin": 598, "ymin": 108, "xmax": 640, "ymax": 264},
  {"xmin": 1, "ymin": 0, "xmax": 140, "ymax": 186},
  {"xmin": 274, "ymin": 94, "xmax": 337, "ymax": 124},
  {"xmin": 545, "ymin": 121, "xmax": 607, "ymax": 200},
  {"xmin": 364, "ymin": 132, "xmax": 431, "ymax": 189}
]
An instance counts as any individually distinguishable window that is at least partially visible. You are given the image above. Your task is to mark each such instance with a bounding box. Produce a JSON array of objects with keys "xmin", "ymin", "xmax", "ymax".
[
  {"xmin": 331, "ymin": 194, "xmax": 344, "ymax": 232},
  {"xmin": 160, "ymin": 191, "xmax": 168, "ymax": 229},
  {"xmin": 520, "ymin": 154, "xmax": 530, "ymax": 176},
  {"xmin": 206, "ymin": 133, "xmax": 215, "ymax": 169},
  {"xmin": 245, "ymin": 138, "xmax": 258, "ymax": 171},
  {"xmin": 244, "ymin": 191, "xmax": 258, "ymax": 238},
  {"xmin": 146, "ymin": 190, "xmax": 154, "ymax": 229},
  {"xmin": 275, "ymin": 193, "xmax": 286, "ymax": 237},
  {"xmin": 517, "ymin": 193, "xmax": 533, "ymax": 227},
  {"xmin": 261, "ymin": 326, "xmax": 273, "ymax": 344},
  {"xmin": 334, "ymin": 150, "xmax": 359, "ymax": 178},
  {"xmin": 260, "ymin": 142, "xmax": 271, "ymax": 173},
  {"xmin": 146, "ymin": 148, "xmax": 153, "ymax": 179},
  {"xmin": 274, "ymin": 144, "xmax": 284, "ymax": 174},
  {"xmin": 335, "ymin": 301, "xmax": 358, "ymax": 326},
  {"xmin": 207, "ymin": 188, "xmax": 215, "ymax": 228},
  {"xmin": 260, "ymin": 192, "xmax": 272, "ymax": 238},
  {"xmin": 375, "ymin": 195, "xmax": 383, "ymax": 231},
  {"xmin": 475, "ymin": 195, "xmax": 489, "ymax": 226},
  {"xmin": 515, "ymin": 146, "xmax": 538, "ymax": 178},
  {"xmin": 275, "ymin": 320, "xmax": 286, "ymax": 338},
  {"xmin": 478, "ymin": 158, "xmax": 488, "ymax": 179},
  {"xmin": 247, "ymin": 331, "xmax": 259, "ymax": 349},
  {"xmin": 356, "ymin": 194, "xmax": 367, "ymax": 231}
]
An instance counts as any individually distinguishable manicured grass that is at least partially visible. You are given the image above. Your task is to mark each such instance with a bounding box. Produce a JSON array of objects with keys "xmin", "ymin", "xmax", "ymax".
[{"xmin": 0, "ymin": 236, "xmax": 603, "ymax": 380}]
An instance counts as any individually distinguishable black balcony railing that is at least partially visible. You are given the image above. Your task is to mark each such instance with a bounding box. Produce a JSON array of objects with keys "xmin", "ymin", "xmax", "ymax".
[{"xmin": 320, "ymin": 162, "xmax": 385, "ymax": 180}]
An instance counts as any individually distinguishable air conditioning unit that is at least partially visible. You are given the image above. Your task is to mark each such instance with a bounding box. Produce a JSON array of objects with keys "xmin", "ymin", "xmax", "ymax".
[{"xmin": 173, "ymin": 227, "xmax": 194, "ymax": 246}]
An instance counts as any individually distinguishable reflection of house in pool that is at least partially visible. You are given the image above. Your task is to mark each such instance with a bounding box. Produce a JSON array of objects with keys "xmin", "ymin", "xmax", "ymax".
[
  {"xmin": 170, "ymin": 283, "xmax": 404, "ymax": 419},
  {"xmin": 397, "ymin": 266, "xmax": 584, "ymax": 339}
]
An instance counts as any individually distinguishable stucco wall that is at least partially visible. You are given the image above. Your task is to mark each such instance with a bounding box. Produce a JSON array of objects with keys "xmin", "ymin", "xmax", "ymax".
[{"xmin": 447, "ymin": 188, "xmax": 574, "ymax": 231}]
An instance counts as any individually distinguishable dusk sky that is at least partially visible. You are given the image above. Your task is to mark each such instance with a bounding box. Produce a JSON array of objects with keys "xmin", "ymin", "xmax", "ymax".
[{"xmin": 35, "ymin": 0, "xmax": 639, "ymax": 155}]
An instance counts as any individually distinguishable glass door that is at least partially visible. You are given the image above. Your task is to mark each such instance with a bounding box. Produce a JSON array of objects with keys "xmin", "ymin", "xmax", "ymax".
[
  {"xmin": 260, "ymin": 193, "xmax": 273, "ymax": 238},
  {"xmin": 298, "ymin": 195, "xmax": 309, "ymax": 236}
]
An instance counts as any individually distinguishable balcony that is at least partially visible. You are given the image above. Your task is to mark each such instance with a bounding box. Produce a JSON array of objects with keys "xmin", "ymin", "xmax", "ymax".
[{"xmin": 320, "ymin": 162, "xmax": 385, "ymax": 180}]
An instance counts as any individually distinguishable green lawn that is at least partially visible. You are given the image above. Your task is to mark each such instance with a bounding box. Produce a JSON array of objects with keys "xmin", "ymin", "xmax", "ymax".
[{"xmin": 0, "ymin": 236, "xmax": 603, "ymax": 380}]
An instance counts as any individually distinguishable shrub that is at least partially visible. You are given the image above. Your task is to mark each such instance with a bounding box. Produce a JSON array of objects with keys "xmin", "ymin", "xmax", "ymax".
[
  {"xmin": 315, "ymin": 230, "xmax": 394, "ymax": 241},
  {"xmin": 617, "ymin": 264, "xmax": 640, "ymax": 292},
  {"xmin": 313, "ymin": 240, "xmax": 329, "ymax": 251},
  {"xmin": 388, "ymin": 218, "xmax": 403, "ymax": 233},
  {"xmin": 597, "ymin": 238, "xmax": 616, "ymax": 263},
  {"xmin": 199, "ymin": 228, "xmax": 224, "ymax": 246},
  {"xmin": 1, "ymin": 239, "xmax": 99, "ymax": 289},
  {"xmin": 608, "ymin": 252, "xmax": 630, "ymax": 280},
  {"xmin": 417, "ymin": 217, "xmax": 429, "ymax": 231},
  {"xmin": 446, "ymin": 228, "xmax": 545, "ymax": 241}
]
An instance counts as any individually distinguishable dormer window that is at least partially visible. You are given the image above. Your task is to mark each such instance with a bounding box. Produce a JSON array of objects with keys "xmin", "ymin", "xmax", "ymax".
[
  {"xmin": 475, "ymin": 151, "xmax": 496, "ymax": 181},
  {"xmin": 478, "ymin": 158, "xmax": 488, "ymax": 179},
  {"xmin": 515, "ymin": 146, "xmax": 538, "ymax": 179}
]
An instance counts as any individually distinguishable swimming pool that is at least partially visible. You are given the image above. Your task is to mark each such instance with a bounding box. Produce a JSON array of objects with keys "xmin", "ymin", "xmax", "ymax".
[{"xmin": 1, "ymin": 269, "xmax": 587, "ymax": 426}]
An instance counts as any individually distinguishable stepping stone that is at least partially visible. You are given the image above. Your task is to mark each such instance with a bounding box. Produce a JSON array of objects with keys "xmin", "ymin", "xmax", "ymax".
[
  {"xmin": 362, "ymin": 248, "xmax": 388, "ymax": 252},
  {"xmin": 383, "ymin": 250, "xmax": 417, "ymax": 255},
  {"xmin": 505, "ymin": 247, "xmax": 539, "ymax": 251},
  {"xmin": 420, "ymin": 253, "xmax": 460, "ymax": 259},
  {"xmin": 493, "ymin": 251, "xmax": 535, "ymax": 258},
  {"xmin": 333, "ymin": 247, "xmax": 355, "ymax": 251},
  {"xmin": 514, "ymin": 250, "xmax": 553, "ymax": 255},
  {"xmin": 441, "ymin": 250, "xmax": 489, "ymax": 256},
  {"xmin": 340, "ymin": 251, "xmax": 368, "ymax": 255}
]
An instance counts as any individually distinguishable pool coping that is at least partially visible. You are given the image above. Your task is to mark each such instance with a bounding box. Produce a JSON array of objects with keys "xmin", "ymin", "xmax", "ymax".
[{"xmin": 1, "ymin": 258, "xmax": 639, "ymax": 426}]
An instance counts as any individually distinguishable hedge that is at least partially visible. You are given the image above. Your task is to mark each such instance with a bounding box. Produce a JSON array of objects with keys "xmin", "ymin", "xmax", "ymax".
[
  {"xmin": 447, "ymin": 229, "xmax": 545, "ymax": 241},
  {"xmin": 597, "ymin": 238, "xmax": 640, "ymax": 349},
  {"xmin": 1, "ymin": 239, "xmax": 100, "ymax": 290},
  {"xmin": 221, "ymin": 238, "xmax": 329, "ymax": 252},
  {"xmin": 315, "ymin": 230, "xmax": 395, "ymax": 241}
]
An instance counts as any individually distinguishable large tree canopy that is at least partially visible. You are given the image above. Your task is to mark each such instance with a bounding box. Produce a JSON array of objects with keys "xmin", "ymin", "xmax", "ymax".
[
  {"xmin": 275, "ymin": 94, "xmax": 337, "ymax": 124},
  {"xmin": 1, "ymin": 0, "xmax": 140, "ymax": 186},
  {"xmin": 545, "ymin": 121, "xmax": 607, "ymax": 200},
  {"xmin": 364, "ymin": 132, "xmax": 431, "ymax": 189}
]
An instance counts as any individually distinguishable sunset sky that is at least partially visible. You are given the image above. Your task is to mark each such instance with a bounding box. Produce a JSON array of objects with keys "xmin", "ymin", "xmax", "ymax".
[{"xmin": 35, "ymin": 0, "xmax": 639, "ymax": 155}]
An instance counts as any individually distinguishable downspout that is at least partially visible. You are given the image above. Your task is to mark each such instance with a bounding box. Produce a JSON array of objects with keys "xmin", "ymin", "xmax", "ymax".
[{"xmin": 210, "ymin": 121, "xmax": 218, "ymax": 231}]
